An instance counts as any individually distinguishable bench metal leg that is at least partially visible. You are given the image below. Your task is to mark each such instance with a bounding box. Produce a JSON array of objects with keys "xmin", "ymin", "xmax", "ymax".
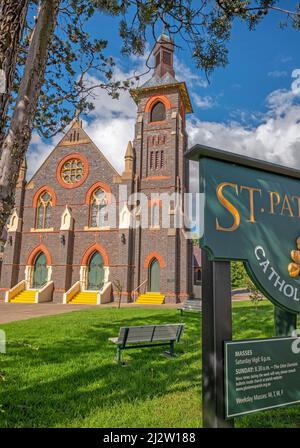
[
  {"xmin": 169, "ymin": 340, "xmax": 175, "ymax": 356},
  {"xmin": 164, "ymin": 340, "xmax": 176, "ymax": 357},
  {"xmin": 115, "ymin": 346, "xmax": 122, "ymax": 364}
]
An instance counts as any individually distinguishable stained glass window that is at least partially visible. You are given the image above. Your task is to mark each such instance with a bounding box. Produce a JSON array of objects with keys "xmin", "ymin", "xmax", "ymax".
[
  {"xmin": 90, "ymin": 188, "xmax": 107, "ymax": 227},
  {"xmin": 36, "ymin": 192, "xmax": 52, "ymax": 229},
  {"xmin": 150, "ymin": 101, "xmax": 166, "ymax": 122},
  {"xmin": 61, "ymin": 158, "xmax": 84, "ymax": 184}
]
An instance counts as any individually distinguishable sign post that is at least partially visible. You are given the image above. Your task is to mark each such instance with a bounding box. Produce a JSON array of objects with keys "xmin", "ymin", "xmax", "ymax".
[
  {"xmin": 202, "ymin": 252, "xmax": 234, "ymax": 428},
  {"xmin": 275, "ymin": 307, "xmax": 297, "ymax": 337}
]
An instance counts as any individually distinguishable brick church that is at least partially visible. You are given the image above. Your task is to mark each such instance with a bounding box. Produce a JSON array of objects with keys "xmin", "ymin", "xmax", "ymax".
[{"xmin": 0, "ymin": 34, "xmax": 196, "ymax": 305}]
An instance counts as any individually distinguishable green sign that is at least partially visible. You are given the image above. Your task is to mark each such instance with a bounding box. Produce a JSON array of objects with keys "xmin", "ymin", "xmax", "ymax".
[
  {"xmin": 225, "ymin": 337, "xmax": 300, "ymax": 418},
  {"xmin": 197, "ymin": 150, "xmax": 300, "ymax": 314}
]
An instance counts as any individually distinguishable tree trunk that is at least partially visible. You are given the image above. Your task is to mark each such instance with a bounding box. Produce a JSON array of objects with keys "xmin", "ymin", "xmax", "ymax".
[
  {"xmin": 0, "ymin": 0, "xmax": 60, "ymax": 234},
  {"xmin": 0, "ymin": 0, "xmax": 29, "ymax": 148}
]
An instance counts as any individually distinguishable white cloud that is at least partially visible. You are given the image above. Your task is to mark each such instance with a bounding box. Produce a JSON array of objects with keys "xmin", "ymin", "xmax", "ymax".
[
  {"xmin": 27, "ymin": 132, "xmax": 61, "ymax": 180},
  {"xmin": 174, "ymin": 55, "xmax": 208, "ymax": 88},
  {"xmin": 191, "ymin": 93, "xmax": 216, "ymax": 109},
  {"xmin": 187, "ymin": 86, "xmax": 300, "ymax": 192},
  {"xmin": 268, "ymin": 70, "xmax": 288, "ymax": 78}
]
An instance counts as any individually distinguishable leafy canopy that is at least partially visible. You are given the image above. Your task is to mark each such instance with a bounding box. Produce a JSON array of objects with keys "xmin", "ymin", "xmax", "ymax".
[{"xmin": 9, "ymin": 0, "xmax": 300, "ymax": 138}]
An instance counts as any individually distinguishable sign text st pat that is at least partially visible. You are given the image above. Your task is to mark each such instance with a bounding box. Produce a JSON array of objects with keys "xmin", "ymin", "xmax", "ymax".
[{"xmin": 198, "ymin": 149, "xmax": 300, "ymax": 314}]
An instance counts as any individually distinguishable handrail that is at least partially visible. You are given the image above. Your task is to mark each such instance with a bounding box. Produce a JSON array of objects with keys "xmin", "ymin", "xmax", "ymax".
[
  {"xmin": 37, "ymin": 281, "xmax": 54, "ymax": 303},
  {"xmin": 98, "ymin": 281, "xmax": 112, "ymax": 304},
  {"xmin": 100, "ymin": 281, "xmax": 111, "ymax": 294},
  {"xmin": 63, "ymin": 281, "xmax": 81, "ymax": 304},
  {"xmin": 5, "ymin": 280, "xmax": 26, "ymax": 302},
  {"xmin": 131, "ymin": 279, "xmax": 147, "ymax": 302}
]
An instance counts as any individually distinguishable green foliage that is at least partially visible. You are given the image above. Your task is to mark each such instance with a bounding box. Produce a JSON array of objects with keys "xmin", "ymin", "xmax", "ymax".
[
  {"xmin": 231, "ymin": 261, "xmax": 248, "ymax": 289},
  {"xmin": 245, "ymin": 276, "xmax": 264, "ymax": 308},
  {"xmin": 192, "ymin": 237, "xmax": 200, "ymax": 246},
  {"xmin": 95, "ymin": 0, "xmax": 300, "ymax": 75}
]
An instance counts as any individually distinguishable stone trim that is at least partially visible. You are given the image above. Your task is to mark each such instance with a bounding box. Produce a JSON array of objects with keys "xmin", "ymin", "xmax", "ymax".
[
  {"xmin": 30, "ymin": 228, "xmax": 54, "ymax": 232},
  {"xmin": 26, "ymin": 243, "xmax": 52, "ymax": 266},
  {"xmin": 56, "ymin": 152, "xmax": 89, "ymax": 189},
  {"xmin": 32, "ymin": 185, "xmax": 57, "ymax": 207},
  {"xmin": 144, "ymin": 95, "xmax": 172, "ymax": 112},
  {"xmin": 143, "ymin": 252, "xmax": 166, "ymax": 269},
  {"xmin": 85, "ymin": 181, "xmax": 112, "ymax": 204},
  {"xmin": 80, "ymin": 242, "xmax": 109, "ymax": 266}
]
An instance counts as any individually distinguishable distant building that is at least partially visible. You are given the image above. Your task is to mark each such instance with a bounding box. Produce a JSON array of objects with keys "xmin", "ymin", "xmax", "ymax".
[{"xmin": 193, "ymin": 246, "xmax": 202, "ymax": 299}]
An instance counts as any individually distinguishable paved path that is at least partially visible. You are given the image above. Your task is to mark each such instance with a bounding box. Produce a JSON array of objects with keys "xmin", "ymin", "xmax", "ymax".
[
  {"xmin": 0, "ymin": 294, "xmax": 251, "ymax": 325},
  {"xmin": 0, "ymin": 302, "xmax": 92, "ymax": 325}
]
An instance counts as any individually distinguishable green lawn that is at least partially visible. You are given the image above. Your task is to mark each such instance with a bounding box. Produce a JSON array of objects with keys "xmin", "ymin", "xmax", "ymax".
[{"xmin": 0, "ymin": 301, "xmax": 299, "ymax": 428}]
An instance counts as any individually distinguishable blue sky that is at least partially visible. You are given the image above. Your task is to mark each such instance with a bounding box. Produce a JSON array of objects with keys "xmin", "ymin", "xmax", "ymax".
[
  {"xmin": 87, "ymin": 4, "xmax": 299, "ymax": 122},
  {"xmin": 28, "ymin": 4, "xmax": 300, "ymax": 188}
]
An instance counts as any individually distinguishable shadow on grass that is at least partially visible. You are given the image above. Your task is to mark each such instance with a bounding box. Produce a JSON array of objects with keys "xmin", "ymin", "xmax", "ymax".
[{"xmin": 0, "ymin": 309, "xmax": 201, "ymax": 428}]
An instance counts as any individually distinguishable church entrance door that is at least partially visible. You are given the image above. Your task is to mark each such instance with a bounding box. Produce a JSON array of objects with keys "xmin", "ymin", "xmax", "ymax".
[
  {"xmin": 87, "ymin": 252, "xmax": 104, "ymax": 290},
  {"xmin": 149, "ymin": 258, "xmax": 160, "ymax": 292},
  {"xmin": 33, "ymin": 252, "xmax": 48, "ymax": 288}
]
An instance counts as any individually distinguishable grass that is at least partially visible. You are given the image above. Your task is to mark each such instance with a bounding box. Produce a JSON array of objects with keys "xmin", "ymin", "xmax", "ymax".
[{"xmin": 0, "ymin": 301, "xmax": 299, "ymax": 428}]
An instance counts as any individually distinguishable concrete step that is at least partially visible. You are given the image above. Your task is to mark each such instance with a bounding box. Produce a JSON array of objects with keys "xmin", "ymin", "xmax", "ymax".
[
  {"xmin": 69, "ymin": 291, "xmax": 97, "ymax": 305},
  {"xmin": 10, "ymin": 290, "xmax": 36, "ymax": 303},
  {"xmin": 136, "ymin": 292, "xmax": 165, "ymax": 305}
]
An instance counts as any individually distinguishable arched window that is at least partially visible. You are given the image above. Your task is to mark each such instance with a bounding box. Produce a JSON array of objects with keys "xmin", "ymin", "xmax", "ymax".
[
  {"xmin": 150, "ymin": 101, "xmax": 166, "ymax": 122},
  {"xmin": 90, "ymin": 188, "xmax": 107, "ymax": 227},
  {"xmin": 36, "ymin": 191, "xmax": 52, "ymax": 229}
]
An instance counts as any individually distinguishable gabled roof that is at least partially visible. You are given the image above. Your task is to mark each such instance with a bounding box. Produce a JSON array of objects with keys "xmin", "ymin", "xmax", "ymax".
[
  {"xmin": 27, "ymin": 117, "xmax": 120, "ymax": 185},
  {"xmin": 140, "ymin": 72, "xmax": 179, "ymax": 89}
]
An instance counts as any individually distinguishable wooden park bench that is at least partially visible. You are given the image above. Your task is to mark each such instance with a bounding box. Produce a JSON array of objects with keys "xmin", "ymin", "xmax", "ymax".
[
  {"xmin": 177, "ymin": 299, "xmax": 202, "ymax": 315},
  {"xmin": 109, "ymin": 323, "xmax": 185, "ymax": 364}
]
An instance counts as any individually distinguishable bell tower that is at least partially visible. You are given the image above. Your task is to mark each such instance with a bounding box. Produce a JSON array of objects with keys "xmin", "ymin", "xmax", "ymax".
[
  {"xmin": 130, "ymin": 34, "xmax": 193, "ymax": 303},
  {"xmin": 153, "ymin": 33, "xmax": 175, "ymax": 78}
]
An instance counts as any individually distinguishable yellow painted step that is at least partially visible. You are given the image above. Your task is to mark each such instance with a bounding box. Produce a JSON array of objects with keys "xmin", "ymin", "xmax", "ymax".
[
  {"xmin": 136, "ymin": 292, "xmax": 165, "ymax": 305},
  {"xmin": 68, "ymin": 291, "xmax": 98, "ymax": 305},
  {"xmin": 10, "ymin": 290, "xmax": 36, "ymax": 303}
]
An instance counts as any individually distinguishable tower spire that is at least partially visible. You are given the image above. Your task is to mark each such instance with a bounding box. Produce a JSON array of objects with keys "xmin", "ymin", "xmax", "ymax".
[{"xmin": 153, "ymin": 32, "xmax": 175, "ymax": 79}]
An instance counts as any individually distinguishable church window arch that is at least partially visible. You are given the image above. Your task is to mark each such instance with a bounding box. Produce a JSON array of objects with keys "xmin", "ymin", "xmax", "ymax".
[
  {"xmin": 56, "ymin": 153, "xmax": 89, "ymax": 189},
  {"xmin": 89, "ymin": 187, "xmax": 108, "ymax": 227},
  {"xmin": 150, "ymin": 101, "xmax": 166, "ymax": 122},
  {"xmin": 36, "ymin": 191, "xmax": 52, "ymax": 229}
]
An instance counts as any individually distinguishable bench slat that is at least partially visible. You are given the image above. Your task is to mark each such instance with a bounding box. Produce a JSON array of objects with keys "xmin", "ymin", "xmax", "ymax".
[
  {"xmin": 118, "ymin": 326, "xmax": 155, "ymax": 344},
  {"xmin": 115, "ymin": 324, "xmax": 184, "ymax": 345},
  {"xmin": 178, "ymin": 300, "xmax": 202, "ymax": 312},
  {"xmin": 152, "ymin": 328, "xmax": 179, "ymax": 341}
]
